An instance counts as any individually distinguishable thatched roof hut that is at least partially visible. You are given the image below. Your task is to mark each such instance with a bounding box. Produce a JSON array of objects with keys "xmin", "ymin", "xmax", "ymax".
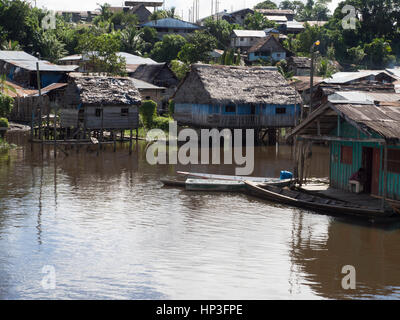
[
  {"xmin": 65, "ymin": 73, "xmax": 141, "ymax": 107},
  {"xmin": 173, "ymin": 64, "xmax": 301, "ymax": 106}
]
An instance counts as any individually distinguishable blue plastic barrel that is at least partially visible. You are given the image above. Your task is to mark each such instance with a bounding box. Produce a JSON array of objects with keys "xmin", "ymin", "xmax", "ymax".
[{"xmin": 280, "ymin": 171, "xmax": 293, "ymax": 180}]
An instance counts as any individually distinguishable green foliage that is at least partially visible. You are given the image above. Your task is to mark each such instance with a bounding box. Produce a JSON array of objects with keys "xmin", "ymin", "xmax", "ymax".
[
  {"xmin": 150, "ymin": 34, "xmax": 187, "ymax": 63},
  {"xmin": 276, "ymin": 60, "xmax": 294, "ymax": 79},
  {"xmin": 170, "ymin": 60, "xmax": 190, "ymax": 80},
  {"xmin": 363, "ymin": 38, "xmax": 396, "ymax": 69},
  {"xmin": 0, "ymin": 93, "xmax": 14, "ymax": 118},
  {"xmin": 279, "ymin": 0, "xmax": 305, "ymax": 15},
  {"xmin": 140, "ymin": 100, "xmax": 158, "ymax": 129},
  {"xmin": 0, "ymin": 74, "xmax": 17, "ymax": 95},
  {"xmin": 0, "ymin": 117, "xmax": 9, "ymax": 128},
  {"xmin": 316, "ymin": 57, "xmax": 337, "ymax": 77},
  {"xmin": 244, "ymin": 12, "xmax": 277, "ymax": 30},
  {"xmin": 120, "ymin": 27, "xmax": 144, "ymax": 55},
  {"xmin": 110, "ymin": 11, "xmax": 139, "ymax": 29},
  {"xmin": 153, "ymin": 116, "xmax": 172, "ymax": 131},
  {"xmin": 34, "ymin": 30, "xmax": 67, "ymax": 62},
  {"xmin": 203, "ymin": 18, "xmax": 241, "ymax": 49},
  {"xmin": 254, "ymin": 1, "xmax": 279, "ymax": 9},
  {"xmin": 178, "ymin": 31, "xmax": 217, "ymax": 64}
]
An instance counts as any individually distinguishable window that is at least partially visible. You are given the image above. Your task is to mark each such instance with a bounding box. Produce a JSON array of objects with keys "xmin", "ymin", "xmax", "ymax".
[
  {"xmin": 121, "ymin": 108, "xmax": 129, "ymax": 117},
  {"xmin": 387, "ymin": 149, "xmax": 400, "ymax": 173},
  {"xmin": 276, "ymin": 107, "xmax": 286, "ymax": 114},
  {"xmin": 145, "ymin": 96, "xmax": 151, "ymax": 100},
  {"xmin": 225, "ymin": 105, "xmax": 236, "ymax": 113},
  {"xmin": 95, "ymin": 108, "xmax": 102, "ymax": 117},
  {"xmin": 276, "ymin": 53, "xmax": 281, "ymax": 58},
  {"xmin": 341, "ymin": 146, "xmax": 353, "ymax": 165},
  {"xmin": 240, "ymin": 38, "xmax": 244, "ymax": 41}
]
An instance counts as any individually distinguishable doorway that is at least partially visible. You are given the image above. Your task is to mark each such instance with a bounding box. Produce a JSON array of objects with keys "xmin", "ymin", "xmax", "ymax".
[{"xmin": 362, "ymin": 147, "xmax": 381, "ymax": 195}]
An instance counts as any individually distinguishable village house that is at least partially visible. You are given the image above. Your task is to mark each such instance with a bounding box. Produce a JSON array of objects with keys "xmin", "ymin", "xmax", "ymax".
[
  {"xmin": 59, "ymin": 73, "xmax": 140, "ymax": 132},
  {"xmin": 140, "ymin": 18, "xmax": 201, "ymax": 39},
  {"xmin": 310, "ymin": 70, "xmax": 399, "ymax": 111},
  {"xmin": 0, "ymin": 50, "xmax": 78, "ymax": 89},
  {"xmin": 109, "ymin": 4, "xmax": 151, "ymax": 24},
  {"xmin": 256, "ymin": 9, "xmax": 295, "ymax": 22},
  {"xmin": 130, "ymin": 78, "xmax": 166, "ymax": 110},
  {"xmin": 197, "ymin": 8, "xmax": 254, "ymax": 26},
  {"xmin": 172, "ymin": 64, "xmax": 302, "ymax": 129},
  {"xmin": 287, "ymin": 98, "xmax": 400, "ymax": 203},
  {"xmin": 230, "ymin": 30, "xmax": 269, "ymax": 52},
  {"xmin": 287, "ymin": 56, "xmax": 312, "ymax": 76},
  {"xmin": 129, "ymin": 63, "xmax": 179, "ymax": 111},
  {"xmin": 58, "ymin": 52, "xmax": 158, "ymax": 74},
  {"xmin": 247, "ymin": 35, "xmax": 290, "ymax": 63}
]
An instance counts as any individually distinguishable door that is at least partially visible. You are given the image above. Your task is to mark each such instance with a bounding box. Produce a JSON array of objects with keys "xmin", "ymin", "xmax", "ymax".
[
  {"xmin": 362, "ymin": 147, "xmax": 373, "ymax": 193},
  {"xmin": 371, "ymin": 148, "xmax": 381, "ymax": 196}
]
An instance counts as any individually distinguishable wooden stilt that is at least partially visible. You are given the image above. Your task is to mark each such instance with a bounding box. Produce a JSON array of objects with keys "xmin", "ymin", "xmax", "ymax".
[
  {"xmin": 129, "ymin": 129, "xmax": 133, "ymax": 155},
  {"xmin": 113, "ymin": 130, "xmax": 117, "ymax": 152}
]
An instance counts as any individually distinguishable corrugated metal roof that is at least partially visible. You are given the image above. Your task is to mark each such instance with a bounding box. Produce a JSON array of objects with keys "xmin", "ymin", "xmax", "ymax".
[
  {"xmin": 131, "ymin": 78, "xmax": 165, "ymax": 90},
  {"xmin": 232, "ymin": 30, "xmax": 266, "ymax": 37},
  {"xmin": 323, "ymin": 71, "xmax": 395, "ymax": 84},
  {"xmin": 286, "ymin": 20, "xmax": 305, "ymax": 29},
  {"xmin": 5, "ymin": 60, "xmax": 79, "ymax": 72},
  {"xmin": 0, "ymin": 50, "xmax": 38, "ymax": 61},
  {"xmin": 117, "ymin": 52, "xmax": 157, "ymax": 65},
  {"xmin": 59, "ymin": 54, "xmax": 83, "ymax": 61},
  {"xmin": 141, "ymin": 18, "xmax": 201, "ymax": 29},
  {"xmin": 266, "ymin": 15, "xmax": 288, "ymax": 22},
  {"xmin": 2, "ymin": 80, "xmax": 37, "ymax": 97}
]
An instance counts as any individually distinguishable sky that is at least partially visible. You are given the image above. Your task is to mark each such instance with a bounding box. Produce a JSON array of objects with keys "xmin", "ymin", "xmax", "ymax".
[{"xmin": 32, "ymin": 0, "xmax": 342, "ymax": 21}]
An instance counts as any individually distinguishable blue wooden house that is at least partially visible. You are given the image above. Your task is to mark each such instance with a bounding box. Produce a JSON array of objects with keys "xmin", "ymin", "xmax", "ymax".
[
  {"xmin": 172, "ymin": 64, "xmax": 302, "ymax": 129},
  {"xmin": 288, "ymin": 98, "xmax": 400, "ymax": 203}
]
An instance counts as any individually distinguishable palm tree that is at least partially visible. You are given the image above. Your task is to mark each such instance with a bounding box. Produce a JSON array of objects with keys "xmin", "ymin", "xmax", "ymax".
[{"xmin": 120, "ymin": 27, "xmax": 145, "ymax": 55}]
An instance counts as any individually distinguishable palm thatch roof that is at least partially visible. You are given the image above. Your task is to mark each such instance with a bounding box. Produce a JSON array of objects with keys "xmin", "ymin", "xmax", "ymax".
[
  {"xmin": 68, "ymin": 73, "xmax": 141, "ymax": 106},
  {"xmin": 173, "ymin": 64, "xmax": 301, "ymax": 105}
]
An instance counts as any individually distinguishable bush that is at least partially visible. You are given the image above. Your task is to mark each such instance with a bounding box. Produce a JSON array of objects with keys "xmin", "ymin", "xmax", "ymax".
[
  {"xmin": 140, "ymin": 100, "xmax": 157, "ymax": 129},
  {"xmin": 0, "ymin": 93, "xmax": 14, "ymax": 118},
  {"xmin": 153, "ymin": 116, "xmax": 172, "ymax": 131},
  {"xmin": 0, "ymin": 117, "xmax": 9, "ymax": 128}
]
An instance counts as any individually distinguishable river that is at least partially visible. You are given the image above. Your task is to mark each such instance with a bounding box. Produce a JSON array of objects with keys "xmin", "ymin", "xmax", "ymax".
[{"xmin": 1, "ymin": 132, "xmax": 400, "ymax": 300}]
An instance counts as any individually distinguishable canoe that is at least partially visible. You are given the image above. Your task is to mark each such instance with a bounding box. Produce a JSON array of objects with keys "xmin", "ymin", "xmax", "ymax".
[
  {"xmin": 177, "ymin": 171, "xmax": 289, "ymax": 184},
  {"xmin": 186, "ymin": 179, "xmax": 245, "ymax": 192},
  {"xmin": 160, "ymin": 179, "xmax": 186, "ymax": 187},
  {"xmin": 245, "ymin": 181, "xmax": 400, "ymax": 223}
]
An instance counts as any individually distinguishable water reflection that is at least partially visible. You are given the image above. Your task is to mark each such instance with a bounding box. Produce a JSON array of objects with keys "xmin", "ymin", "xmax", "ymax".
[{"xmin": 1, "ymin": 133, "xmax": 400, "ymax": 299}]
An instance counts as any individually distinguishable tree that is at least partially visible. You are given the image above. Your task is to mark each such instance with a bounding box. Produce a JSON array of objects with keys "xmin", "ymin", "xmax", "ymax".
[
  {"xmin": 34, "ymin": 31, "xmax": 67, "ymax": 62},
  {"xmin": 120, "ymin": 27, "xmax": 144, "ymax": 55},
  {"xmin": 96, "ymin": 3, "xmax": 113, "ymax": 22},
  {"xmin": 170, "ymin": 60, "xmax": 190, "ymax": 80},
  {"xmin": 254, "ymin": 1, "xmax": 278, "ymax": 9},
  {"xmin": 178, "ymin": 31, "xmax": 217, "ymax": 64},
  {"xmin": 363, "ymin": 38, "xmax": 396, "ymax": 69},
  {"xmin": 276, "ymin": 60, "xmax": 294, "ymax": 79},
  {"xmin": 110, "ymin": 11, "xmax": 139, "ymax": 29},
  {"xmin": 203, "ymin": 18, "xmax": 241, "ymax": 49},
  {"xmin": 141, "ymin": 27, "xmax": 159, "ymax": 54},
  {"xmin": 279, "ymin": 0, "xmax": 305, "ymax": 16},
  {"xmin": 244, "ymin": 12, "xmax": 277, "ymax": 30},
  {"xmin": 150, "ymin": 34, "xmax": 187, "ymax": 63}
]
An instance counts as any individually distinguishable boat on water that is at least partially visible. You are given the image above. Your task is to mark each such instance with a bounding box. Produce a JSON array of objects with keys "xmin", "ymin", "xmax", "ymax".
[
  {"xmin": 161, "ymin": 177, "xmax": 292, "ymax": 192},
  {"xmin": 177, "ymin": 171, "xmax": 290, "ymax": 184},
  {"xmin": 245, "ymin": 181, "xmax": 400, "ymax": 223}
]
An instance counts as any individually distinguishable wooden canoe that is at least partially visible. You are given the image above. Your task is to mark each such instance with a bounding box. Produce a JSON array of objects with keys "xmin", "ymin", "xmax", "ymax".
[
  {"xmin": 245, "ymin": 181, "xmax": 400, "ymax": 223},
  {"xmin": 177, "ymin": 171, "xmax": 288, "ymax": 184},
  {"xmin": 186, "ymin": 179, "xmax": 245, "ymax": 192},
  {"xmin": 160, "ymin": 179, "xmax": 186, "ymax": 187}
]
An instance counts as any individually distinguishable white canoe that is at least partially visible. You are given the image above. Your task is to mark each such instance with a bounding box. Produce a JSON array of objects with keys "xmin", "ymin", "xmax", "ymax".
[{"xmin": 177, "ymin": 171, "xmax": 287, "ymax": 184}]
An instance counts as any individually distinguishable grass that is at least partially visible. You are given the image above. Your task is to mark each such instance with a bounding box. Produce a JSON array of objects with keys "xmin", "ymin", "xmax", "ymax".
[{"xmin": 0, "ymin": 137, "xmax": 10, "ymax": 150}]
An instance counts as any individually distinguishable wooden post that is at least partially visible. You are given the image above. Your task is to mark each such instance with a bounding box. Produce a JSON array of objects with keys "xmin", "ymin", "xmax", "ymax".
[
  {"xmin": 129, "ymin": 129, "xmax": 133, "ymax": 155},
  {"xmin": 113, "ymin": 130, "xmax": 117, "ymax": 152},
  {"xmin": 54, "ymin": 105, "xmax": 57, "ymax": 158},
  {"xmin": 382, "ymin": 143, "xmax": 388, "ymax": 211},
  {"xmin": 36, "ymin": 62, "xmax": 42, "ymax": 143}
]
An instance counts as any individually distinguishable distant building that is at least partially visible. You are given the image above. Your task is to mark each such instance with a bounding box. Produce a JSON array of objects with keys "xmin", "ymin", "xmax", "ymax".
[
  {"xmin": 58, "ymin": 52, "xmax": 158, "ymax": 73},
  {"xmin": 129, "ymin": 63, "xmax": 179, "ymax": 111},
  {"xmin": 172, "ymin": 64, "xmax": 302, "ymax": 129},
  {"xmin": 140, "ymin": 18, "xmax": 201, "ymax": 38},
  {"xmin": 256, "ymin": 9, "xmax": 295, "ymax": 21},
  {"xmin": 248, "ymin": 35, "xmax": 289, "ymax": 63},
  {"xmin": 287, "ymin": 56, "xmax": 312, "ymax": 76},
  {"xmin": 197, "ymin": 8, "xmax": 254, "ymax": 26},
  {"xmin": 131, "ymin": 78, "xmax": 166, "ymax": 109},
  {"xmin": 56, "ymin": 11, "xmax": 100, "ymax": 23},
  {"xmin": 109, "ymin": 5, "xmax": 151, "ymax": 24},
  {"xmin": 60, "ymin": 73, "xmax": 141, "ymax": 131},
  {"xmin": 230, "ymin": 30, "xmax": 268, "ymax": 52},
  {"xmin": 0, "ymin": 50, "xmax": 78, "ymax": 89}
]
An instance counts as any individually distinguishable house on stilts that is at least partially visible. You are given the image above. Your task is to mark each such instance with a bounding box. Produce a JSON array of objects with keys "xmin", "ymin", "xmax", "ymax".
[
  {"xmin": 172, "ymin": 64, "xmax": 302, "ymax": 136},
  {"xmin": 287, "ymin": 96, "xmax": 400, "ymax": 205},
  {"xmin": 59, "ymin": 73, "xmax": 141, "ymax": 135}
]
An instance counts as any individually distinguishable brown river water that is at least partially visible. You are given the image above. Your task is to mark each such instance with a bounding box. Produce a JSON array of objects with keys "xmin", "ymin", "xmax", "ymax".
[{"xmin": 1, "ymin": 131, "xmax": 400, "ymax": 300}]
